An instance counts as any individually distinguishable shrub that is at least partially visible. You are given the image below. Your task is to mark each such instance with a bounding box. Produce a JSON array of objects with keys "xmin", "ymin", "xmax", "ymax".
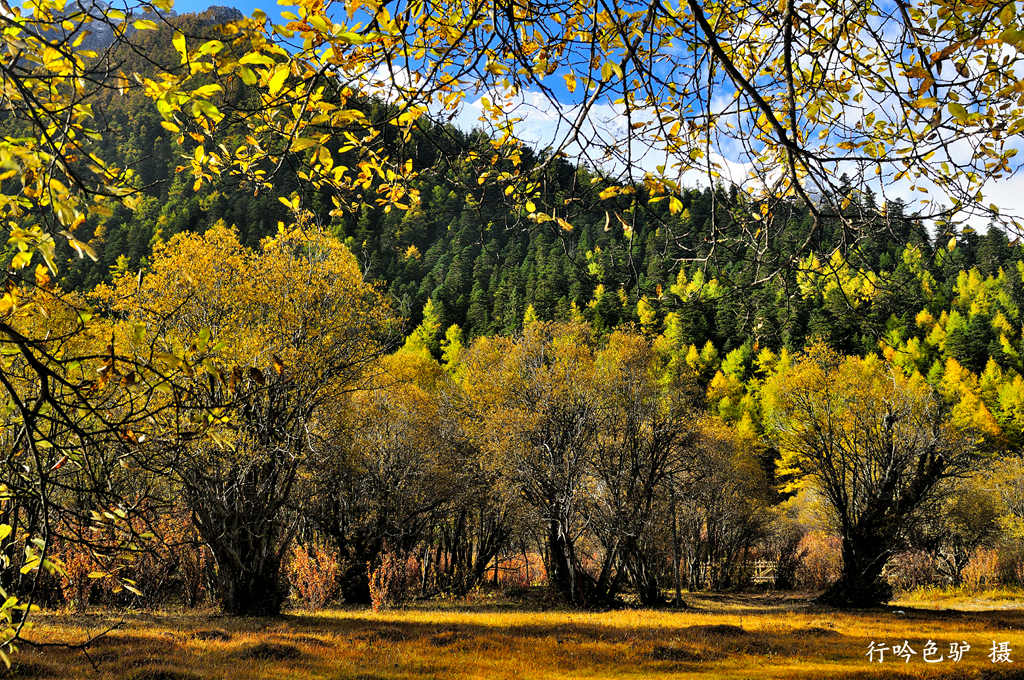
[
  {"xmin": 496, "ymin": 552, "xmax": 546, "ymax": 588},
  {"xmin": 995, "ymin": 542, "xmax": 1024, "ymax": 587},
  {"xmin": 128, "ymin": 514, "xmax": 212, "ymax": 607},
  {"xmin": 52, "ymin": 542, "xmax": 101, "ymax": 612},
  {"xmin": 773, "ymin": 532, "xmax": 806, "ymax": 590},
  {"xmin": 884, "ymin": 550, "xmax": 938, "ymax": 592},
  {"xmin": 286, "ymin": 541, "xmax": 339, "ymax": 608},
  {"xmin": 963, "ymin": 547, "xmax": 1000, "ymax": 591},
  {"xmin": 368, "ymin": 550, "xmax": 408, "ymax": 611},
  {"xmin": 793, "ymin": 531, "xmax": 841, "ymax": 590}
]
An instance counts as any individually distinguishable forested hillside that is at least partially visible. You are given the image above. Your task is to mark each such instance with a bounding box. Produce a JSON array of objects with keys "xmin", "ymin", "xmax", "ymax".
[{"xmin": 50, "ymin": 8, "xmax": 1024, "ymax": 378}]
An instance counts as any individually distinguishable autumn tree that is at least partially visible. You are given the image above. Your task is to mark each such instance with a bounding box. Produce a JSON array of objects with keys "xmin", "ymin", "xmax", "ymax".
[
  {"xmin": 671, "ymin": 419, "xmax": 771, "ymax": 592},
  {"xmin": 3, "ymin": 0, "xmax": 1024, "ymax": 647},
  {"xmin": 95, "ymin": 221, "xmax": 396, "ymax": 615},
  {"xmin": 909, "ymin": 475, "xmax": 1002, "ymax": 586},
  {"xmin": 461, "ymin": 322, "xmax": 602, "ymax": 604},
  {"xmin": 144, "ymin": 0, "xmax": 1024, "ymax": 287},
  {"xmin": 588, "ymin": 331, "xmax": 700, "ymax": 604},
  {"xmin": 306, "ymin": 345, "xmax": 462, "ymax": 602},
  {"xmin": 764, "ymin": 345, "xmax": 985, "ymax": 607}
]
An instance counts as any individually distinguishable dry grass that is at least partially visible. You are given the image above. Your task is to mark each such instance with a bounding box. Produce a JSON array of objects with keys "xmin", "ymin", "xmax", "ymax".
[{"xmin": 10, "ymin": 591, "xmax": 1024, "ymax": 679}]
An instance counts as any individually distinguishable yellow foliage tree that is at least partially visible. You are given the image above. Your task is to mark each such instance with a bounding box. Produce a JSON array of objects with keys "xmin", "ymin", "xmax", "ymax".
[
  {"xmin": 94, "ymin": 220, "xmax": 396, "ymax": 615},
  {"xmin": 764, "ymin": 343, "xmax": 984, "ymax": 607}
]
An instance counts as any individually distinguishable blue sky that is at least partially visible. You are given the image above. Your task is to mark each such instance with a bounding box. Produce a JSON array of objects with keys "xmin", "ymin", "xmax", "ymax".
[{"xmin": 168, "ymin": 0, "xmax": 294, "ymax": 22}]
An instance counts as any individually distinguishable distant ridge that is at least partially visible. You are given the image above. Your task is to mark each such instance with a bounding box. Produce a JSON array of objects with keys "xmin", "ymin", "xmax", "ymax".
[{"xmin": 49, "ymin": 1, "xmax": 242, "ymax": 52}]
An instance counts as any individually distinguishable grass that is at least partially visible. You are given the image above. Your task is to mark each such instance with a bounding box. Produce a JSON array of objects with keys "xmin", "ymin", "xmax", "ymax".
[
  {"xmin": 10, "ymin": 591, "xmax": 1024, "ymax": 679},
  {"xmin": 895, "ymin": 586, "xmax": 1024, "ymax": 610}
]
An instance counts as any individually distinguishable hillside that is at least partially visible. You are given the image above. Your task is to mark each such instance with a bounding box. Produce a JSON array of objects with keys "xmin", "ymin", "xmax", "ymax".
[{"xmin": 29, "ymin": 7, "xmax": 1024, "ymax": 373}]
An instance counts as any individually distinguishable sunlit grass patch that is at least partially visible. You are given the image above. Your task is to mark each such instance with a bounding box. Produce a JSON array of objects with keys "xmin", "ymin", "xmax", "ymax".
[{"xmin": 895, "ymin": 586, "xmax": 1024, "ymax": 610}]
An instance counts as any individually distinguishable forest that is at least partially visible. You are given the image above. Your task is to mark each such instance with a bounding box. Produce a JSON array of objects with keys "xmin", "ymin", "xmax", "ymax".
[{"xmin": 4, "ymin": 0, "xmax": 1024, "ymax": 677}]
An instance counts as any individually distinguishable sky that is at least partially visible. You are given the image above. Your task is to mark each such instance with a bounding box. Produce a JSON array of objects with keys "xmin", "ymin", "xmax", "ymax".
[{"xmin": 169, "ymin": 0, "xmax": 285, "ymax": 19}]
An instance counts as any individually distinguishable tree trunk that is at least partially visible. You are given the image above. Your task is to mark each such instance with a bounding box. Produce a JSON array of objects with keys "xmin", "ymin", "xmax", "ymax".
[
  {"xmin": 215, "ymin": 558, "xmax": 286, "ymax": 616},
  {"xmin": 819, "ymin": 534, "xmax": 892, "ymax": 608},
  {"xmin": 546, "ymin": 519, "xmax": 575, "ymax": 601},
  {"xmin": 670, "ymin": 491, "xmax": 683, "ymax": 606}
]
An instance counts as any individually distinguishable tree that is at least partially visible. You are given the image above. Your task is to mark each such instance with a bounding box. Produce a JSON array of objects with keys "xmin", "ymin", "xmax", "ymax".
[
  {"xmin": 95, "ymin": 221, "xmax": 396, "ymax": 615},
  {"xmin": 909, "ymin": 475, "xmax": 1002, "ymax": 586},
  {"xmin": 307, "ymin": 346, "xmax": 459, "ymax": 602},
  {"xmin": 763, "ymin": 344, "xmax": 984, "ymax": 607},
  {"xmin": 461, "ymin": 321, "xmax": 600, "ymax": 604},
  {"xmin": 672, "ymin": 418, "xmax": 771, "ymax": 592},
  {"xmin": 154, "ymin": 0, "xmax": 1024, "ymax": 280},
  {"xmin": 589, "ymin": 331, "xmax": 699, "ymax": 604},
  {"xmin": 3, "ymin": 0, "xmax": 1024, "ymax": 647},
  {"xmin": 0, "ymin": 284, "xmax": 187, "ymax": 656}
]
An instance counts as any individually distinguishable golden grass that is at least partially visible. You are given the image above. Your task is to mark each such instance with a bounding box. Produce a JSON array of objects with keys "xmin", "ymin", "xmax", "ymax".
[
  {"xmin": 895, "ymin": 586, "xmax": 1024, "ymax": 610},
  {"xmin": 11, "ymin": 592, "xmax": 1024, "ymax": 679}
]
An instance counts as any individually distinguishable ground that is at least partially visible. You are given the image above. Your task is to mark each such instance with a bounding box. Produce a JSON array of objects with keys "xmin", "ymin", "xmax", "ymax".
[{"xmin": 10, "ymin": 592, "xmax": 1024, "ymax": 679}]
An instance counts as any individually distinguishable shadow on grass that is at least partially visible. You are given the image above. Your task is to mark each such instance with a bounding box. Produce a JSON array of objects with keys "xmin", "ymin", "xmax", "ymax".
[{"xmin": 19, "ymin": 594, "xmax": 1024, "ymax": 680}]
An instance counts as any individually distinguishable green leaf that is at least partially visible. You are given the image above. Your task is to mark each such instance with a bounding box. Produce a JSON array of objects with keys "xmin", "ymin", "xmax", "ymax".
[
  {"xmin": 999, "ymin": 28, "xmax": 1024, "ymax": 47},
  {"xmin": 1000, "ymin": 3, "xmax": 1016, "ymax": 26},
  {"xmin": 337, "ymin": 31, "xmax": 370, "ymax": 44},
  {"xmin": 948, "ymin": 102, "xmax": 968, "ymax": 122}
]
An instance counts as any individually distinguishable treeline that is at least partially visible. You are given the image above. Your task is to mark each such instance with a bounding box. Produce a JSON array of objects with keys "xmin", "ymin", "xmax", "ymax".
[
  {"xmin": 44, "ymin": 9, "xmax": 945, "ymax": 361},
  {"xmin": 57, "ymin": 60, "xmax": 1021, "ymax": 374},
  {"xmin": 6, "ymin": 220, "xmax": 1023, "ymax": 615}
]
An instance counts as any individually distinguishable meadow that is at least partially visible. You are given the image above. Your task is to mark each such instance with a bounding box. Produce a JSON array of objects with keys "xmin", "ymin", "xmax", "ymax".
[{"xmin": 11, "ymin": 592, "xmax": 1024, "ymax": 680}]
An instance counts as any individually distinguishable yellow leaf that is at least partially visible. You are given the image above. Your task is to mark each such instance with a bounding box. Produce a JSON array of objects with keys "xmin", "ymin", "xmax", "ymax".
[
  {"xmin": 290, "ymin": 138, "xmax": 319, "ymax": 152},
  {"xmin": 238, "ymin": 66, "xmax": 257, "ymax": 86},
  {"xmin": 35, "ymin": 264, "xmax": 51, "ymax": 288},
  {"xmin": 172, "ymin": 32, "xmax": 187, "ymax": 64},
  {"xmin": 240, "ymin": 52, "xmax": 276, "ymax": 66},
  {"xmin": 268, "ymin": 64, "xmax": 289, "ymax": 96},
  {"xmin": 11, "ymin": 251, "xmax": 32, "ymax": 269},
  {"xmin": 948, "ymin": 102, "xmax": 968, "ymax": 122}
]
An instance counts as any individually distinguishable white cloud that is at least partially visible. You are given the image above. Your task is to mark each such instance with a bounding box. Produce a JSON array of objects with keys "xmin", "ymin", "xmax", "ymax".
[{"xmin": 358, "ymin": 65, "xmax": 1024, "ymax": 233}]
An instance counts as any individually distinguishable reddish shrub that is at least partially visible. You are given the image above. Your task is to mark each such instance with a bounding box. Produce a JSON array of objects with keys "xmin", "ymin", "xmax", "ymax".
[
  {"xmin": 286, "ymin": 541, "xmax": 339, "ymax": 608},
  {"xmin": 52, "ymin": 542, "xmax": 102, "ymax": 612},
  {"xmin": 368, "ymin": 550, "xmax": 409, "ymax": 611},
  {"xmin": 963, "ymin": 547, "xmax": 1000, "ymax": 591},
  {"xmin": 793, "ymin": 531, "xmax": 841, "ymax": 590}
]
